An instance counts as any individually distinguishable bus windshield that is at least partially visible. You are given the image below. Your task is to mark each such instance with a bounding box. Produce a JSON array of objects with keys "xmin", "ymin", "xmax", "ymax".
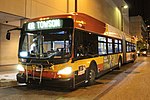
[{"xmin": 19, "ymin": 30, "xmax": 72, "ymax": 59}]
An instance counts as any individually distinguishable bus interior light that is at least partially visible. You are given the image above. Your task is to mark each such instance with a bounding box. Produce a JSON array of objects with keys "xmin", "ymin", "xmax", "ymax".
[{"xmin": 20, "ymin": 51, "xmax": 28, "ymax": 57}]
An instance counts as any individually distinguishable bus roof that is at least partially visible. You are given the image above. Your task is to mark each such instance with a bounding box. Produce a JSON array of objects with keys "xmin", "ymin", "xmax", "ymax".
[
  {"xmin": 26, "ymin": 12, "xmax": 106, "ymax": 34},
  {"xmin": 26, "ymin": 12, "xmax": 134, "ymax": 40}
]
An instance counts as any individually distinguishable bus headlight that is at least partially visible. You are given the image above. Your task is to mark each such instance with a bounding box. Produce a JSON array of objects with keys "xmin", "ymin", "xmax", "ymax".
[
  {"xmin": 17, "ymin": 64, "xmax": 25, "ymax": 72},
  {"xmin": 143, "ymin": 51, "xmax": 147, "ymax": 54},
  {"xmin": 57, "ymin": 67, "xmax": 72, "ymax": 75}
]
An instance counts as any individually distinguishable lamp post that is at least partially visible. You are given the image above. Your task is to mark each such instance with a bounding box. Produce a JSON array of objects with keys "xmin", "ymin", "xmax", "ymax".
[
  {"xmin": 148, "ymin": 31, "xmax": 150, "ymax": 44},
  {"xmin": 75, "ymin": 0, "xmax": 77, "ymax": 12},
  {"xmin": 148, "ymin": 31, "xmax": 150, "ymax": 51},
  {"xmin": 66, "ymin": 0, "xmax": 77, "ymax": 13},
  {"xmin": 147, "ymin": 25, "xmax": 150, "ymax": 51},
  {"xmin": 121, "ymin": 4, "xmax": 128, "ymax": 63},
  {"xmin": 67, "ymin": 0, "xmax": 69, "ymax": 13},
  {"xmin": 121, "ymin": 5, "xmax": 128, "ymax": 32}
]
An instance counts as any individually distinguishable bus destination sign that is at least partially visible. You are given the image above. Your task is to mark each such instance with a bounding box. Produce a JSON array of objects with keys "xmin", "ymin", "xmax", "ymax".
[{"xmin": 27, "ymin": 19, "xmax": 63, "ymax": 31}]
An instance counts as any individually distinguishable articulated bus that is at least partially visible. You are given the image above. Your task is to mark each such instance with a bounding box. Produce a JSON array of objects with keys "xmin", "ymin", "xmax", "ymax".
[{"xmin": 6, "ymin": 12, "xmax": 137, "ymax": 89}]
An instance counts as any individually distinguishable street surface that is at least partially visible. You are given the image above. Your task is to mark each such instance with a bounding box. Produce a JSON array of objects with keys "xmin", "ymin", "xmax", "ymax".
[
  {"xmin": 0, "ymin": 56, "xmax": 149, "ymax": 100},
  {"xmin": 99, "ymin": 56, "xmax": 150, "ymax": 100},
  {"xmin": 0, "ymin": 65, "xmax": 17, "ymax": 87}
]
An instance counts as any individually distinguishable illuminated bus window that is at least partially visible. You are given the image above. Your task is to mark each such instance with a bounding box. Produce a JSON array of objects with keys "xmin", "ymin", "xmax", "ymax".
[
  {"xmin": 127, "ymin": 42, "xmax": 129, "ymax": 52},
  {"xmin": 98, "ymin": 36, "xmax": 107, "ymax": 55},
  {"xmin": 107, "ymin": 38, "xmax": 113, "ymax": 54},
  {"xmin": 119, "ymin": 44, "xmax": 122, "ymax": 52},
  {"xmin": 53, "ymin": 41, "xmax": 64, "ymax": 51},
  {"xmin": 129, "ymin": 43, "xmax": 132, "ymax": 52},
  {"xmin": 98, "ymin": 42, "xmax": 107, "ymax": 55},
  {"xmin": 119, "ymin": 40, "xmax": 122, "ymax": 52},
  {"xmin": 127, "ymin": 42, "xmax": 132, "ymax": 52},
  {"xmin": 114, "ymin": 39, "xmax": 119, "ymax": 53},
  {"xmin": 98, "ymin": 36, "xmax": 106, "ymax": 42},
  {"xmin": 132, "ymin": 44, "xmax": 136, "ymax": 51}
]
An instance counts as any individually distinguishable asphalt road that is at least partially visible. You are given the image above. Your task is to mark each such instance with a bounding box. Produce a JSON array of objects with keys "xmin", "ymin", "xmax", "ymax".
[
  {"xmin": 0, "ymin": 56, "xmax": 148, "ymax": 100},
  {"xmin": 99, "ymin": 56, "xmax": 150, "ymax": 100}
]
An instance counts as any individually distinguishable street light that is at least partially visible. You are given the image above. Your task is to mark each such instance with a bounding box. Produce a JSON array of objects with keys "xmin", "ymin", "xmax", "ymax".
[
  {"xmin": 121, "ymin": 4, "xmax": 128, "ymax": 31},
  {"xmin": 123, "ymin": 5, "xmax": 128, "ymax": 9}
]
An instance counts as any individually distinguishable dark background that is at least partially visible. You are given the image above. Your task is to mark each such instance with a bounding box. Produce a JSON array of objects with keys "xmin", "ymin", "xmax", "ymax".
[{"xmin": 125, "ymin": 0, "xmax": 150, "ymax": 25}]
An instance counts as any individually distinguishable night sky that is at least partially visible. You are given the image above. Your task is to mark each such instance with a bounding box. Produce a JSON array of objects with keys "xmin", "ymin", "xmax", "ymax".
[{"xmin": 125, "ymin": 0, "xmax": 150, "ymax": 25}]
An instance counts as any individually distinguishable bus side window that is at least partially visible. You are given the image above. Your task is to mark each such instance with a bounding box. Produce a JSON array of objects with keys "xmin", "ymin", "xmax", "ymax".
[
  {"xmin": 77, "ymin": 44, "xmax": 85, "ymax": 56},
  {"xmin": 98, "ymin": 36, "xmax": 107, "ymax": 55}
]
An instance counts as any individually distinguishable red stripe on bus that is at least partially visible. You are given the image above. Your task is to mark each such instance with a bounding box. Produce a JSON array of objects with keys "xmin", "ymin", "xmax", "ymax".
[
  {"xmin": 28, "ymin": 70, "xmax": 73, "ymax": 79},
  {"xmin": 97, "ymin": 63, "xmax": 103, "ymax": 71}
]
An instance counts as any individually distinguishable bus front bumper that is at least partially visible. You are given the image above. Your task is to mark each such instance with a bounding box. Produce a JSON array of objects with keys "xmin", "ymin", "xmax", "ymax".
[{"xmin": 16, "ymin": 73, "xmax": 74, "ymax": 88}]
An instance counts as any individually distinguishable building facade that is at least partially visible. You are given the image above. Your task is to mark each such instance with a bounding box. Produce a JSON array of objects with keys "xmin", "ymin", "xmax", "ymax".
[
  {"xmin": 0, "ymin": 0, "xmax": 129, "ymax": 65},
  {"xmin": 129, "ymin": 16, "xmax": 148, "ymax": 50},
  {"xmin": 129, "ymin": 16, "xmax": 147, "ymax": 40}
]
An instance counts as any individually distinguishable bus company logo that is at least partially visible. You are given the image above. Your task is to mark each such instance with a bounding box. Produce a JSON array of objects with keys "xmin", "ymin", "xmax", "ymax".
[
  {"xmin": 27, "ymin": 19, "xmax": 63, "ymax": 31},
  {"xmin": 78, "ymin": 65, "xmax": 86, "ymax": 76}
]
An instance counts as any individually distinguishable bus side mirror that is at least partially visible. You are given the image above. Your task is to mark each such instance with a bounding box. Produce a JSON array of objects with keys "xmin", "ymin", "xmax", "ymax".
[{"xmin": 6, "ymin": 31, "xmax": 11, "ymax": 40}]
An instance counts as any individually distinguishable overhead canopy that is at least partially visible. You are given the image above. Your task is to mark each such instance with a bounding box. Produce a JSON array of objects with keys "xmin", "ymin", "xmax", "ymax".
[{"xmin": 0, "ymin": 11, "xmax": 26, "ymax": 26}]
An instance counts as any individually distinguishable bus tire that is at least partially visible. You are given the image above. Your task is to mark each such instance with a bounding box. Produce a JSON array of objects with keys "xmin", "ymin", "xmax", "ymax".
[
  {"xmin": 117, "ymin": 58, "xmax": 122, "ymax": 70},
  {"xmin": 87, "ymin": 66, "xmax": 96, "ymax": 85},
  {"xmin": 131, "ymin": 54, "xmax": 136, "ymax": 63}
]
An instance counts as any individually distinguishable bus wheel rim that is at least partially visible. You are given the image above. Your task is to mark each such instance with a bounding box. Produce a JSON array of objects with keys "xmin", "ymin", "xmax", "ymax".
[
  {"xmin": 89, "ymin": 69, "xmax": 95, "ymax": 82},
  {"xmin": 118, "ymin": 61, "xmax": 121, "ymax": 68}
]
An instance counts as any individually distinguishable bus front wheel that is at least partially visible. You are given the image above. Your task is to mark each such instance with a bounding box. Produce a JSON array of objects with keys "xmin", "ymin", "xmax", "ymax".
[{"xmin": 87, "ymin": 67, "xmax": 96, "ymax": 85}]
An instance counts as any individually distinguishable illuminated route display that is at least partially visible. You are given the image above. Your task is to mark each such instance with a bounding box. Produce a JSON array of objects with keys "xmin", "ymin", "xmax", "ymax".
[
  {"xmin": 25, "ymin": 18, "xmax": 73, "ymax": 31},
  {"xmin": 27, "ymin": 19, "xmax": 63, "ymax": 31}
]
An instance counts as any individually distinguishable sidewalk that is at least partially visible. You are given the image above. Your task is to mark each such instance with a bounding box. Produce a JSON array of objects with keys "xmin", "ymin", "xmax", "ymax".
[{"xmin": 0, "ymin": 65, "xmax": 18, "ymax": 87}]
